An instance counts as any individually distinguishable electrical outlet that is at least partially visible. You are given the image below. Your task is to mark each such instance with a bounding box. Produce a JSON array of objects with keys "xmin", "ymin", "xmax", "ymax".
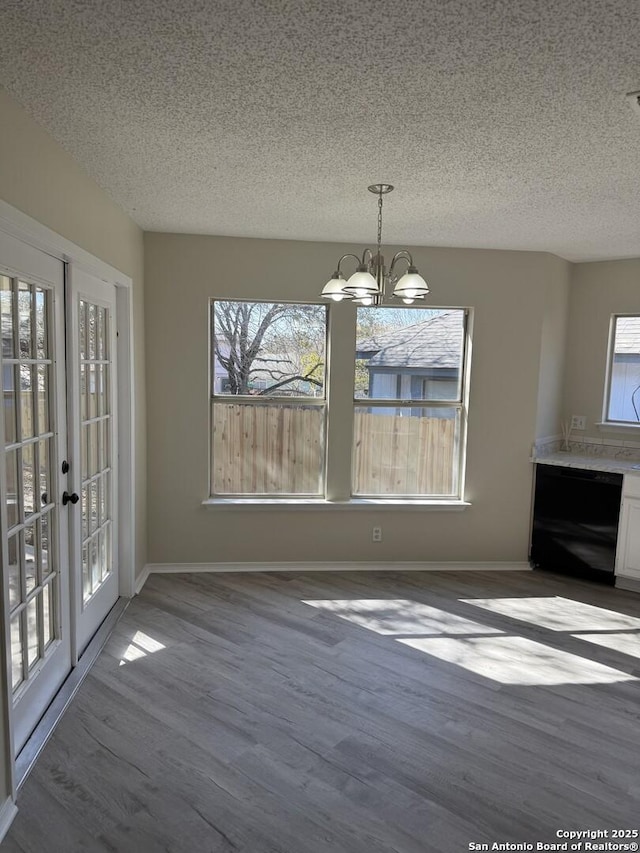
[
  {"xmin": 570, "ymin": 415, "xmax": 587, "ymax": 430},
  {"xmin": 372, "ymin": 526, "xmax": 382, "ymax": 543}
]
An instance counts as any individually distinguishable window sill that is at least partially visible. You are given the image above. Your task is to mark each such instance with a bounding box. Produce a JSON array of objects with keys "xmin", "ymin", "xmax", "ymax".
[
  {"xmin": 596, "ymin": 421, "xmax": 640, "ymax": 435},
  {"xmin": 202, "ymin": 498, "xmax": 471, "ymax": 511}
]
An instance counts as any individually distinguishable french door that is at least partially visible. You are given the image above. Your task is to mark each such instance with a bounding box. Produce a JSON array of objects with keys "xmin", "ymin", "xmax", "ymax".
[
  {"xmin": 0, "ymin": 232, "xmax": 119, "ymax": 755},
  {"xmin": 67, "ymin": 270, "xmax": 118, "ymax": 658}
]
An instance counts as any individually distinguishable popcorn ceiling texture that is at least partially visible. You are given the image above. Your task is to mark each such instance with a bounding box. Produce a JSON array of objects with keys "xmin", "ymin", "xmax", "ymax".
[{"xmin": 1, "ymin": 0, "xmax": 640, "ymax": 261}]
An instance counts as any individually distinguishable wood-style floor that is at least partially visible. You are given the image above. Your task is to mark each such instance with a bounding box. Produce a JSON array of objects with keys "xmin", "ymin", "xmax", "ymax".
[{"xmin": 4, "ymin": 570, "xmax": 640, "ymax": 852}]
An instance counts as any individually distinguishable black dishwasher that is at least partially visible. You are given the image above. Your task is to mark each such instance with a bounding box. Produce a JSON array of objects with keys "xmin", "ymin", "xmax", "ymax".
[{"xmin": 530, "ymin": 464, "xmax": 623, "ymax": 585}]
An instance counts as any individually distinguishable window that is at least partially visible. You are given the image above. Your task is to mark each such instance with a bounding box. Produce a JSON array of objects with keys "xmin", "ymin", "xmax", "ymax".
[
  {"xmin": 209, "ymin": 301, "xmax": 470, "ymax": 502},
  {"xmin": 211, "ymin": 301, "xmax": 327, "ymax": 495},
  {"xmin": 605, "ymin": 315, "xmax": 640, "ymax": 424},
  {"xmin": 353, "ymin": 307, "xmax": 468, "ymax": 497}
]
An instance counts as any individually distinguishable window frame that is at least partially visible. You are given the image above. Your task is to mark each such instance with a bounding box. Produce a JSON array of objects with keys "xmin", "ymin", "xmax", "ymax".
[
  {"xmin": 602, "ymin": 313, "xmax": 640, "ymax": 428},
  {"xmin": 209, "ymin": 298, "xmax": 329, "ymax": 498},
  {"xmin": 351, "ymin": 306, "xmax": 470, "ymax": 500},
  {"xmin": 208, "ymin": 299, "xmax": 472, "ymax": 504}
]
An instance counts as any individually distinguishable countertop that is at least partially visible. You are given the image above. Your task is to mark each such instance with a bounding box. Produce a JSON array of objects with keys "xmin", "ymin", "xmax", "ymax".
[{"xmin": 532, "ymin": 451, "xmax": 640, "ymax": 475}]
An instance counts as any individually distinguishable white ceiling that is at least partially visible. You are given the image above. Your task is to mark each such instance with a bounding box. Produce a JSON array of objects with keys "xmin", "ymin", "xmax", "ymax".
[{"xmin": 1, "ymin": 0, "xmax": 640, "ymax": 261}]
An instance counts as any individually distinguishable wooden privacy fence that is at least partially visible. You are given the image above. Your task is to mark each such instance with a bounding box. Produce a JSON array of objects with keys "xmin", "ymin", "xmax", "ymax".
[
  {"xmin": 212, "ymin": 402, "xmax": 457, "ymax": 496},
  {"xmin": 353, "ymin": 410, "xmax": 456, "ymax": 496}
]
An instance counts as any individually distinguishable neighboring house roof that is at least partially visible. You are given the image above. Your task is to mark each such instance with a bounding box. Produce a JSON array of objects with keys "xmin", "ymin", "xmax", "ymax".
[
  {"xmin": 614, "ymin": 317, "xmax": 640, "ymax": 355},
  {"xmin": 356, "ymin": 312, "xmax": 464, "ymax": 369}
]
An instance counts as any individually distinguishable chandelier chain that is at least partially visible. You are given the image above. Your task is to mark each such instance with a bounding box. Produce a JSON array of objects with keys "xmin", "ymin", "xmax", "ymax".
[{"xmin": 377, "ymin": 191, "xmax": 383, "ymax": 255}]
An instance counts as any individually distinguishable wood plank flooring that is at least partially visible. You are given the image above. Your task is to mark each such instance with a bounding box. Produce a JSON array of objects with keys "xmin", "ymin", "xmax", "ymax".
[{"xmin": 4, "ymin": 570, "xmax": 640, "ymax": 852}]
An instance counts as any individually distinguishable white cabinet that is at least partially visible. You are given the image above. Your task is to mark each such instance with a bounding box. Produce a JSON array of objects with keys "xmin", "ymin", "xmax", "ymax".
[{"xmin": 615, "ymin": 475, "xmax": 640, "ymax": 581}]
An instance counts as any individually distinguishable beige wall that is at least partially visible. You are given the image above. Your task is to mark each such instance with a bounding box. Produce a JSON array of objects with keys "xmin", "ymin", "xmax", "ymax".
[
  {"xmin": 145, "ymin": 232, "xmax": 569, "ymax": 565},
  {"xmin": 0, "ymin": 86, "xmax": 146, "ymax": 806},
  {"xmin": 0, "ymin": 87, "xmax": 147, "ymax": 577},
  {"xmin": 535, "ymin": 259, "xmax": 571, "ymax": 439},
  {"xmin": 563, "ymin": 259, "xmax": 640, "ymax": 435}
]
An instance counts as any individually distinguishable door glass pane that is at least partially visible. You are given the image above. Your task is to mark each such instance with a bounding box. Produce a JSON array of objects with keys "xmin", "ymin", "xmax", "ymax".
[
  {"xmin": 81, "ymin": 423, "xmax": 88, "ymax": 480},
  {"xmin": 81, "ymin": 484, "xmax": 89, "ymax": 540},
  {"xmin": 82, "ymin": 543, "xmax": 89, "ymax": 600},
  {"xmin": 37, "ymin": 364, "xmax": 49, "ymax": 435},
  {"xmin": 100, "ymin": 419, "xmax": 110, "ymax": 470},
  {"xmin": 39, "ymin": 438, "xmax": 50, "ymax": 506},
  {"xmin": 8, "ymin": 534, "xmax": 20, "ymax": 610},
  {"xmin": 96, "ymin": 365, "xmax": 104, "ymax": 417},
  {"xmin": 88, "ymin": 364, "xmax": 97, "ymax": 418},
  {"xmin": 11, "ymin": 616, "xmax": 23, "ymax": 691},
  {"xmin": 80, "ymin": 363, "xmax": 87, "ymax": 422},
  {"xmin": 6, "ymin": 448, "xmax": 18, "ymax": 528},
  {"xmin": 96, "ymin": 305, "xmax": 104, "ymax": 360},
  {"xmin": 22, "ymin": 442, "xmax": 34, "ymax": 517},
  {"xmin": 35, "ymin": 288, "xmax": 48, "ymax": 360},
  {"xmin": 42, "ymin": 582, "xmax": 53, "ymax": 650},
  {"xmin": 90, "ymin": 480, "xmax": 98, "ymax": 534},
  {"xmin": 1, "ymin": 276, "xmax": 14, "ymax": 358},
  {"xmin": 99, "ymin": 528, "xmax": 108, "ymax": 582},
  {"xmin": 89, "ymin": 422, "xmax": 98, "ymax": 476},
  {"xmin": 24, "ymin": 524, "xmax": 37, "ymax": 594},
  {"xmin": 18, "ymin": 282, "xmax": 32, "ymax": 359},
  {"xmin": 89, "ymin": 539, "xmax": 99, "ymax": 592},
  {"xmin": 4, "ymin": 364, "xmax": 17, "ymax": 445},
  {"xmin": 79, "ymin": 300, "xmax": 87, "ymax": 361},
  {"xmin": 41, "ymin": 511, "xmax": 51, "ymax": 577},
  {"xmin": 100, "ymin": 473, "xmax": 109, "ymax": 524},
  {"xmin": 20, "ymin": 364, "xmax": 34, "ymax": 440},
  {"xmin": 89, "ymin": 303, "xmax": 97, "ymax": 360},
  {"xmin": 26, "ymin": 598, "xmax": 38, "ymax": 669}
]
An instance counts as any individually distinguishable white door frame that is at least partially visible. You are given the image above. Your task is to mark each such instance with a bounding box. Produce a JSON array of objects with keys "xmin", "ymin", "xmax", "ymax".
[{"xmin": 0, "ymin": 199, "xmax": 136, "ymax": 796}]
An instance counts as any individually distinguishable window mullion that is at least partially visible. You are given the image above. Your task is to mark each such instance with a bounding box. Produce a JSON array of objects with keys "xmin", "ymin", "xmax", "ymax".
[{"xmin": 325, "ymin": 303, "xmax": 357, "ymax": 501}]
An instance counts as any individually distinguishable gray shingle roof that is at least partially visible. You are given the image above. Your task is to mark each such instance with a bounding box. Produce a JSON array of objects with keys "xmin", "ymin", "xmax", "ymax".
[
  {"xmin": 356, "ymin": 311, "xmax": 464, "ymax": 369},
  {"xmin": 614, "ymin": 316, "xmax": 640, "ymax": 355}
]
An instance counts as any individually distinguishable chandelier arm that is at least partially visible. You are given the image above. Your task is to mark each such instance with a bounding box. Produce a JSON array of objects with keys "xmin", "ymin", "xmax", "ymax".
[
  {"xmin": 388, "ymin": 251, "xmax": 414, "ymax": 281},
  {"xmin": 336, "ymin": 253, "xmax": 363, "ymax": 272},
  {"xmin": 360, "ymin": 248, "xmax": 374, "ymax": 267},
  {"xmin": 389, "ymin": 250, "xmax": 414, "ymax": 271}
]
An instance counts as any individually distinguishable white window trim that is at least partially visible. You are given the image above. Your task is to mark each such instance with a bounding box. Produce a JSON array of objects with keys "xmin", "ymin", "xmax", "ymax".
[
  {"xmin": 209, "ymin": 301, "xmax": 472, "ymax": 506},
  {"xmin": 210, "ymin": 299, "xmax": 329, "ymax": 499},
  {"xmin": 601, "ymin": 313, "xmax": 640, "ymax": 429}
]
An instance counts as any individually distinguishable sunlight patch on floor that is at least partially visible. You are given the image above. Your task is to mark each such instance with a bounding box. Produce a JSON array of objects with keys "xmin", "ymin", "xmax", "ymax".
[
  {"xmin": 398, "ymin": 635, "xmax": 638, "ymax": 685},
  {"xmin": 461, "ymin": 597, "xmax": 640, "ymax": 632},
  {"xmin": 303, "ymin": 598, "xmax": 502, "ymax": 636},
  {"xmin": 573, "ymin": 632, "xmax": 640, "ymax": 657},
  {"xmin": 119, "ymin": 630, "xmax": 166, "ymax": 666}
]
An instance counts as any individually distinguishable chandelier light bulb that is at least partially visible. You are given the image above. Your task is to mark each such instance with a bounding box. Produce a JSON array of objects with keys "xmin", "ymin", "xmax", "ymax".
[
  {"xmin": 344, "ymin": 268, "xmax": 378, "ymax": 296},
  {"xmin": 393, "ymin": 267, "xmax": 429, "ymax": 300},
  {"xmin": 321, "ymin": 272, "xmax": 352, "ymax": 301}
]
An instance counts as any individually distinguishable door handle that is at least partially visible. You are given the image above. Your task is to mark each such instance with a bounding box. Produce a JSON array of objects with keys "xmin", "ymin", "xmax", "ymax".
[{"xmin": 62, "ymin": 491, "xmax": 80, "ymax": 506}]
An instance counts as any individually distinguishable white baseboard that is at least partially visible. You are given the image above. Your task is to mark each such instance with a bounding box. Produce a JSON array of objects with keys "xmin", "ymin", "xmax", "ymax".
[
  {"xmin": 0, "ymin": 798, "xmax": 18, "ymax": 844},
  {"xmin": 136, "ymin": 561, "xmax": 531, "ymax": 592},
  {"xmin": 615, "ymin": 576, "xmax": 640, "ymax": 594},
  {"xmin": 134, "ymin": 564, "xmax": 151, "ymax": 594}
]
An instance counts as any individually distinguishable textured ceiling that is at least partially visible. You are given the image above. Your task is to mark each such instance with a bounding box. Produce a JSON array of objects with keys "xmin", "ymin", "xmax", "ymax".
[{"xmin": 1, "ymin": 0, "xmax": 640, "ymax": 261}]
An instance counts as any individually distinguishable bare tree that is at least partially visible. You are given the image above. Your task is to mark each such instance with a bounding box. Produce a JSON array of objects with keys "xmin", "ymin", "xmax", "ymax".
[{"xmin": 213, "ymin": 301, "xmax": 325, "ymax": 395}]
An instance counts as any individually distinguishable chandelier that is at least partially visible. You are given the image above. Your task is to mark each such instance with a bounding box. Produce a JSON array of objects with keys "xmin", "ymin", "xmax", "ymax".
[{"xmin": 321, "ymin": 184, "xmax": 430, "ymax": 305}]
